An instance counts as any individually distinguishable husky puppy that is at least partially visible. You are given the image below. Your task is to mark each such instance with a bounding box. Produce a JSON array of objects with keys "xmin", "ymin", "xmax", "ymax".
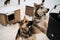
[
  {"xmin": 15, "ymin": 17, "xmax": 33, "ymax": 40},
  {"xmin": 32, "ymin": 0, "xmax": 49, "ymax": 33}
]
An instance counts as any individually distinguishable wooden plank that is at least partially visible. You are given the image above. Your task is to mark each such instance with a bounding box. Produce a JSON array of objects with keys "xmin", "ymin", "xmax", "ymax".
[
  {"xmin": 0, "ymin": 14, "xmax": 7, "ymax": 25},
  {"xmin": 25, "ymin": 6, "xmax": 34, "ymax": 16}
]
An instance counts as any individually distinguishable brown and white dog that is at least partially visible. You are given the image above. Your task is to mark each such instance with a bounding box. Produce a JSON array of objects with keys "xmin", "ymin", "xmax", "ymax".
[
  {"xmin": 32, "ymin": 0, "xmax": 49, "ymax": 34},
  {"xmin": 15, "ymin": 17, "xmax": 33, "ymax": 40}
]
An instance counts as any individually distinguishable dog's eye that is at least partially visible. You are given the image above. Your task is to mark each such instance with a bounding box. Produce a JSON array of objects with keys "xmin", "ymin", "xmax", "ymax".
[
  {"xmin": 25, "ymin": 21, "xmax": 28, "ymax": 23},
  {"xmin": 41, "ymin": 7, "xmax": 43, "ymax": 9}
]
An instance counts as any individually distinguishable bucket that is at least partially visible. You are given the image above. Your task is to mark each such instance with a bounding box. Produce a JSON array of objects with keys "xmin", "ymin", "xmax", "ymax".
[{"xmin": 47, "ymin": 13, "xmax": 60, "ymax": 40}]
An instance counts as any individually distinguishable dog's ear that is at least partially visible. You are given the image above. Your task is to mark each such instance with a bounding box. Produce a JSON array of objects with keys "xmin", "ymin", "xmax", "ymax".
[
  {"xmin": 34, "ymin": 3, "xmax": 40, "ymax": 9},
  {"xmin": 42, "ymin": 0, "xmax": 45, "ymax": 3},
  {"xmin": 34, "ymin": 3, "xmax": 38, "ymax": 7},
  {"xmin": 41, "ymin": 0, "xmax": 45, "ymax": 5},
  {"xmin": 23, "ymin": 16, "xmax": 28, "ymax": 23}
]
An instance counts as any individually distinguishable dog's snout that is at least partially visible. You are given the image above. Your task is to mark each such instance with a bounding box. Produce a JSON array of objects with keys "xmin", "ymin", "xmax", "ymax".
[{"xmin": 47, "ymin": 9, "xmax": 49, "ymax": 11}]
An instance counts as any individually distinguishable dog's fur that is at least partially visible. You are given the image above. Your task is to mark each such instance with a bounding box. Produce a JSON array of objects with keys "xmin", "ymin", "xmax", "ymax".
[
  {"xmin": 15, "ymin": 17, "xmax": 34, "ymax": 40},
  {"xmin": 33, "ymin": 2, "xmax": 49, "ymax": 33},
  {"xmin": 15, "ymin": 0, "xmax": 49, "ymax": 40}
]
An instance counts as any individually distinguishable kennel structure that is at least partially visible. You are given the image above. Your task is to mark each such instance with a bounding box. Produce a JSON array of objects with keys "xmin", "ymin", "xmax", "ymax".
[
  {"xmin": 25, "ymin": 6, "xmax": 34, "ymax": 16},
  {"xmin": 0, "ymin": 6, "xmax": 20, "ymax": 25}
]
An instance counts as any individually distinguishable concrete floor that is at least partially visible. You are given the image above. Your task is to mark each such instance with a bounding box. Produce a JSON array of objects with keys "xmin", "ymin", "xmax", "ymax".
[{"xmin": 0, "ymin": 23, "xmax": 49, "ymax": 40}]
